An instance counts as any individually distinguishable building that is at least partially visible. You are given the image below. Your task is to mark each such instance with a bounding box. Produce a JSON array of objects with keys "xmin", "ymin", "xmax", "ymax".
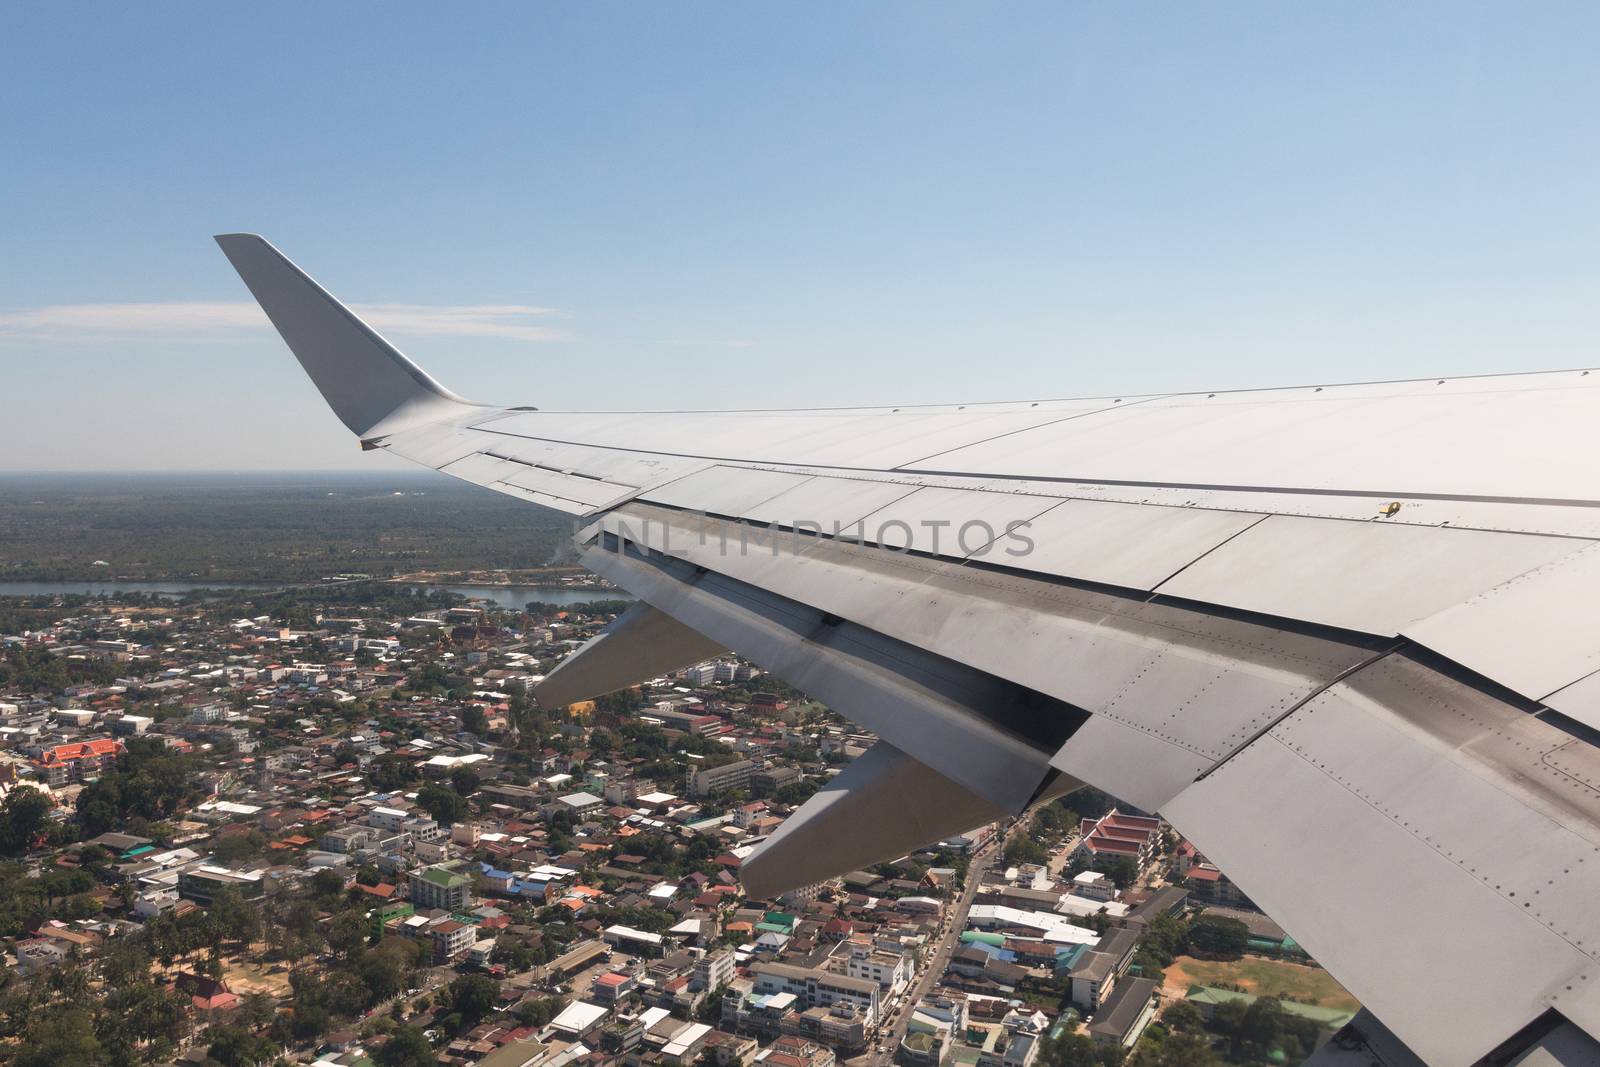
[
  {"xmin": 410, "ymin": 863, "xmax": 472, "ymax": 911},
  {"xmin": 1086, "ymin": 977, "xmax": 1159, "ymax": 1049},
  {"xmin": 33, "ymin": 737, "xmax": 123, "ymax": 787},
  {"xmin": 1125, "ymin": 885, "xmax": 1189, "ymax": 928},
  {"xmin": 1065, "ymin": 927, "xmax": 1139, "ymax": 1012},
  {"xmin": 765, "ymin": 1036, "xmax": 835, "ymax": 1067},
  {"xmin": 549, "ymin": 1000, "xmax": 610, "ymax": 1038},
  {"xmin": 965, "ymin": 905, "xmax": 1098, "ymax": 946},
  {"xmin": 1070, "ymin": 871, "xmax": 1116, "ymax": 902},
  {"xmin": 1185, "ymin": 863, "xmax": 1254, "ymax": 909},
  {"xmin": 604, "ymin": 924, "xmax": 666, "ymax": 957},
  {"xmin": 1074, "ymin": 810, "xmax": 1163, "ymax": 873},
  {"xmin": 1001, "ymin": 1025, "xmax": 1044, "ymax": 1067},
  {"xmin": 320, "ymin": 825, "xmax": 407, "ymax": 856},
  {"xmin": 367, "ymin": 806, "xmax": 412, "ymax": 832},
  {"xmin": 1066, "ymin": 950, "xmax": 1117, "ymax": 1012},
  {"xmin": 750, "ymin": 961, "xmax": 880, "ymax": 1026},
  {"xmin": 474, "ymin": 1041, "xmax": 549, "ymax": 1067},
  {"xmin": 554, "ymin": 791, "xmax": 604, "ymax": 817},
  {"xmin": 690, "ymin": 759, "xmax": 756, "ymax": 797},
  {"xmin": 111, "ymin": 714, "xmax": 152, "ymax": 736},
  {"xmin": 901, "ymin": 994, "xmax": 967, "ymax": 1067},
  {"xmin": 660, "ymin": 1021, "xmax": 715, "ymax": 1066},
  {"xmin": 591, "ymin": 970, "xmax": 636, "ymax": 1004},
  {"xmin": 15, "ymin": 938, "xmax": 70, "ymax": 976},
  {"xmin": 842, "ymin": 942, "xmax": 913, "ymax": 994},
  {"xmin": 649, "ymin": 706, "xmax": 727, "ymax": 736},
  {"xmin": 1185, "ymin": 985, "xmax": 1355, "ymax": 1035},
  {"xmin": 753, "ymin": 765, "xmax": 802, "ymax": 793},
  {"xmin": 429, "ymin": 919, "xmax": 475, "ymax": 962},
  {"xmin": 177, "ymin": 865, "xmax": 265, "ymax": 905},
  {"xmin": 693, "ymin": 946, "xmax": 735, "ymax": 992},
  {"xmin": 544, "ymin": 940, "xmax": 610, "ymax": 981}
]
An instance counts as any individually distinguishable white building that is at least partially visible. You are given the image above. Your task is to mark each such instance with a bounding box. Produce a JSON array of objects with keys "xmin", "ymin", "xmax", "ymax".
[
  {"xmin": 693, "ymin": 946, "xmax": 735, "ymax": 991},
  {"xmin": 843, "ymin": 942, "xmax": 914, "ymax": 994}
]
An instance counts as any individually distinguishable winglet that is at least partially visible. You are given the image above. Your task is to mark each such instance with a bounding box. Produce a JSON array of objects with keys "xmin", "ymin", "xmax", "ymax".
[{"xmin": 215, "ymin": 234, "xmax": 479, "ymax": 438}]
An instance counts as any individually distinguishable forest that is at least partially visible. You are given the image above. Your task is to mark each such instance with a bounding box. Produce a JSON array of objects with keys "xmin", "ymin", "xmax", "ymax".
[{"xmin": 0, "ymin": 471, "xmax": 574, "ymax": 582}]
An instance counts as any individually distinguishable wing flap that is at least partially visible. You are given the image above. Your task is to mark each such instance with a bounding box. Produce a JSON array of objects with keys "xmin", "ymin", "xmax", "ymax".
[
  {"xmin": 533, "ymin": 602, "xmax": 725, "ymax": 709},
  {"xmin": 739, "ymin": 741, "xmax": 1016, "ymax": 901},
  {"xmin": 590, "ymin": 505, "xmax": 1379, "ymax": 768},
  {"xmin": 578, "ymin": 535, "xmax": 1075, "ymax": 812}
]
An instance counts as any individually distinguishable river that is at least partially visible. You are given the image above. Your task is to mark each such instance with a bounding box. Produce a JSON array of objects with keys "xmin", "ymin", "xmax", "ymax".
[{"xmin": 0, "ymin": 580, "xmax": 633, "ymax": 609}]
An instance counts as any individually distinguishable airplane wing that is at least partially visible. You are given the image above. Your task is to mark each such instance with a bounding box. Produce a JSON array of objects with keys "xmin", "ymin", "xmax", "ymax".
[{"xmin": 218, "ymin": 233, "xmax": 1600, "ymax": 1065}]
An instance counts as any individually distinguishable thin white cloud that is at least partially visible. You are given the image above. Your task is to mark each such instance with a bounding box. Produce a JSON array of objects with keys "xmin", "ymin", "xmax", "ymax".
[
  {"xmin": 650, "ymin": 338, "xmax": 756, "ymax": 350},
  {"xmin": 0, "ymin": 300, "xmax": 571, "ymax": 343}
]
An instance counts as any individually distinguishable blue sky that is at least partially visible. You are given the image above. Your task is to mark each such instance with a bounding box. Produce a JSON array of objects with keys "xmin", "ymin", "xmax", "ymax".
[{"xmin": 3, "ymin": 3, "xmax": 1599, "ymax": 469}]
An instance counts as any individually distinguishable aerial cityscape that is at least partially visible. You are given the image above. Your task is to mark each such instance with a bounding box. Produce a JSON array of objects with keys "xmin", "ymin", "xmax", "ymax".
[
  {"xmin": 7, "ymin": 6, "xmax": 1600, "ymax": 1067},
  {"xmin": 0, "ymin": 475, "xmax": 1350, "ymax": 1067}
]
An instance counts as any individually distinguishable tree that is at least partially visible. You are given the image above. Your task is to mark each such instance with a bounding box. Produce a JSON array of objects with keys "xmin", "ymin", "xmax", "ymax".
[
  {"xmin": 239, "ymin": 991, "xmax": 279, "ymax": 1030},
  {"xmin": 102, "ymin": 983, "xmax": 189, "ymax": 1057},
  {"xmin": 100, "ymin": 938, "xmax": 153, "ymax": 987},
  {"xmin": 74, "ymin": 738, "xmax": 201, "ymax": 836},
  {"xmin": 311, "ymin": 868, "xmax": 349, "ymax": 899},
  {"xmin": 1103, "ymin": 855, "xmax": 1139, "ymax": 890},
  {"xmin": 376, "ymin": 1025, "xmax": 435, "ymax": 1067},
  {"xmin": 357, "ymin": 937, "xmax": 423, "ymax": 1002},
  {"xmin": 1039, "ymin": 1031, "xmax": 1123, "ymax": 1067},
  {"xmin": 1034, "ymin": 801, "xmax": 1080, "ymax": 839},
  {"xmin": 17, "ymin": 1009, "xmax": 104, "ymax": 1067},
  {"xmin": 417, "ymin": 782, "xmax": 468, "ymax": 826},
  {"xmin": 512, "ymin": 997, "xmax": 563, "ymax": 1029},
  {"xmin": 327, "ymin": 908, "xmax": 370, "ymax": 960},
  {"xmin": 1059, "ymin": 787, "xmax": 1116, "ymax": 821},
  {"xmin": 1003, "ymin": 834, "xmax": 1049, "ymax": 867},
  {"xmin": 1205, "ymin": 995, "xmax": 1317, "ymax": 1063},
  {"xmin": 441, "ymin": 974, "xmax": 499, "ymax": 1030},
  {"xmin": 451, "ymin": 767, "xmax": 480, "ymax": 797},
  {"xmin": 207, "ymin": 1024, "xmax": 279, "ymax": 1067},
  {"xmin": 696, "ymin": 985, "xmax": 727, "ymax": 1024},
  {"xmin": 210, "ymin": 829, "xmax": 267, "ymax": 864},
  {"xmin": 1160, "ymin": 1001, "xmax": 1206, "ymax": 1034},
  {"xmin": 368, "ymin": 755, "xmax": 421, "ymax": 792},
  {"xmin": 461, "ymin": 705, "xmax": 489, "ymax": 736},
  {"xmin": 1128, "ymin": 1032, "xmax": 1221, "ymax": 1067},
  {"xmin": 0, "ymin": 785, "xmax": 54, "ymax": 855},
  {"xmin": 1186, "ymin": 915, "xmax": 1249, "ymax": 960},
  {"xmin": 209, "ymin": 884, "xmax": 262, "ymax": 947},
  {"xmin": 1139, "ymin": 914, "xmax": 1189, "ymax": 967}
]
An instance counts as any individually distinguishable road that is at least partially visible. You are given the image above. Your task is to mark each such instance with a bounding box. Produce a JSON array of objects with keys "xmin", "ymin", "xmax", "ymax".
[
  {"xmin": 1047, "ymin": 831, "xmax": 1082, "ymax": 878},
  {"xmin": 869, "ymin": 819, "xmax": 1019, "ymax": 1065}
]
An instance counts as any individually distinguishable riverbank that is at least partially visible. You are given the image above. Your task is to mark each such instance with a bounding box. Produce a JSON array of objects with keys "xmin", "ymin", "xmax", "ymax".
[{"xmin": 0, "ymin": 579, "xmax": 633, "ymax": 609}]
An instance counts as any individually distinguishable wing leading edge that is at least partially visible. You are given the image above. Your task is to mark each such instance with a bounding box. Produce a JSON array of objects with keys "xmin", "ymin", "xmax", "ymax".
[{"xmin": 220, "ymin": 236, "xmax": 1600, "ymax": 1066}]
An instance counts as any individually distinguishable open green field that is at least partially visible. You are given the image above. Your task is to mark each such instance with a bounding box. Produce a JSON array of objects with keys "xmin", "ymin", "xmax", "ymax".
[{"xmin": 1163, "ymin": 954, "xmax": 1361, "ymax": 1014}]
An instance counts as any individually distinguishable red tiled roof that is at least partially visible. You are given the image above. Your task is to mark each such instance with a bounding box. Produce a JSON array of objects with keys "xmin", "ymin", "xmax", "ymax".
[
  {"xmin": 1083, "ymin": 834, "xmax": 1139, "ymax": 855},
  {"xmin": 36, "ymin": 738, "xmax": 122, "ymax": 765}
]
